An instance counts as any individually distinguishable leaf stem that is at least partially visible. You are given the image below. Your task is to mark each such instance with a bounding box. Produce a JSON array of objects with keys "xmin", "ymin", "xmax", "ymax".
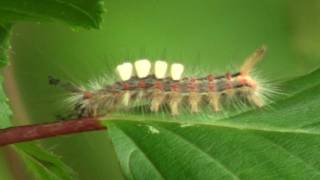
[{"xmin": 0, "ymin": 118, "xmax": 106, "ymax": 146}]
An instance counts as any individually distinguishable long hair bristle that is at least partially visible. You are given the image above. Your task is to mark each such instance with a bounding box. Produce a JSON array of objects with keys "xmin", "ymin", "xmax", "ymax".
[{"xmin": 240, "ymin": 45, "xmax": 267, "ymax": 75}]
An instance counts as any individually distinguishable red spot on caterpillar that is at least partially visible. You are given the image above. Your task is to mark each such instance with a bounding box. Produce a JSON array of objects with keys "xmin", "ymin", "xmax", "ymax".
[
  {"xmin": 225, "ymin": 72, "xmax": 233, "ymax": 89},
  {"xmin": 154, "ymin": 80, "xmax": 163, "ymax": 90},
  {"xmin": 238, "ymin": 73, "xmax": 247, "ymax": 85},
  {"xmin": 170, "ymin": 83, "xmax": 179, "ymax": 91},
  {"xmin": 138, "ymin": 80, "xmax": 145, "ymax": 88},
  {"xmin": 207, "ymin": 74, "xmax": 214, "ymax": 81},
  {"xmin": 207, "ymin": 74, "xmax": 215, "ymax": 91},
  {"xmin": 122, "ymin": 82, "xmax": 130, "ymax": 90},
  {"xmin": 188, "ymin": 78, "xmax": 197, "ymax": 91},
  {"xmin": 83, "ymin": 91, "xmax": 92, "ymax": 99},
  {"xmin": 238, "ymin": 73, "xmax": 257, "ymax": 89}
]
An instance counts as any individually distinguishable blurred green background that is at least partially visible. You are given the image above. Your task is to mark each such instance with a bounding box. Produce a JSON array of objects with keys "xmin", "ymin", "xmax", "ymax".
[{"xmin": 1, "ymin": 0, "xmax": 320, "ymax": 179}]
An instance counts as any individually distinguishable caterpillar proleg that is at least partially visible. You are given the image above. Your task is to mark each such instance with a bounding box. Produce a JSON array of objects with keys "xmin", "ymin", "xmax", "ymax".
[{"xmin": 50, "ymin": 46, "xmax": 272, "ymax": 117}]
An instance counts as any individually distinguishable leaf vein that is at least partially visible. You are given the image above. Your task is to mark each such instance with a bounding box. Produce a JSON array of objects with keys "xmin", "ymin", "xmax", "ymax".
[
  {"xmin": 52, "ymin": 0, "xmax": 99, "ymax": 26},
  {"xmin": 157, "ymin": 125, "xmax": 241, "ymax": 180},
  {"xmin": 257, "ymin": 134, "xmax": 320, "ymax": 176},
  {"xmin": 115, "ymin": 125, "xmax": 166, "ymax": 180},
  {"xmin": 16, "ymin": 148, "xmax": 62, "ymax": 179}
]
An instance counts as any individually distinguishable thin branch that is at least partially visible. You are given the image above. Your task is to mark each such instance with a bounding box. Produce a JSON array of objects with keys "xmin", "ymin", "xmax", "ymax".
[{"xmin": 0, "ymin": 118, "xmax": 106, "ymax": 146}]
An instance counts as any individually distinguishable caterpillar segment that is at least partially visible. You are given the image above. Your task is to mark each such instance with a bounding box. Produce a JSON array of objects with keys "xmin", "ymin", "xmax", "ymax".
[{"xmin": 52, "ymin": 46, "xmax": 267, "ymax": 117}]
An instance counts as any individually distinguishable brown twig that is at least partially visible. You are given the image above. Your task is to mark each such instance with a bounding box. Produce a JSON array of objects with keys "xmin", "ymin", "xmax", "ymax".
[{"xmin": 0, "ymin": 117, "xmax": 106, "ymax": 146}]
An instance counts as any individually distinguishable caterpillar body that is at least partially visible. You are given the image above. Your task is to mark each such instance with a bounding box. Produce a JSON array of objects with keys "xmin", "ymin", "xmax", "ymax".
[{"xmin": 50, "ymin": 46, "xmax": 270, "ymax": 117}]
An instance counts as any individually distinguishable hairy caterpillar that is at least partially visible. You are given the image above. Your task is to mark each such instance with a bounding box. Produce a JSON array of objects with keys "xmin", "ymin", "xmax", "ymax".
[{"xmin": 49, "ymin": 46, "xmax": 271, "ymax": 117}]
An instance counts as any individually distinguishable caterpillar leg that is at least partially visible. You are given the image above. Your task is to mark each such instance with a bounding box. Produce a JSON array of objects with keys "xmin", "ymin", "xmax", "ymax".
[
  {"xmin": 169, "ymin": 92, "xmax": 182, "ymax": 115},
  {"xmin": 150, "ymin": 89, "xmax": 166, "ymax": 112},
  {"xmin": 208, "ymin": 92, "xmax": 220, "ymax": 112},
  {"xmin": 189, "ymin": 92, "xmax": 201, "ymax": 113}
]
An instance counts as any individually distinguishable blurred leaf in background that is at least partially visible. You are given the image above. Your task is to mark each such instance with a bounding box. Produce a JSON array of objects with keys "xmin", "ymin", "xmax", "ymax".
[
  {"xmin": 0, "ymin": 150, "xmax": 12, "ymax": 180},
  {"xmin": 0, "ymin": 24, "xmax": 12, "ymax": 67},
  {"xmin": 14, "ymin": 143, "xmax": 75, "ymax": 180},
  {"xmin": 0, "ymin": 75, "xmax": 11, "ymax": 128},
  {"xmin": 0, "ymin": 0, "xmax": 104, "ymax": 29},
  {"xmin": 0, "ymin": 0, "xmax": 106, "ymax": 179}
]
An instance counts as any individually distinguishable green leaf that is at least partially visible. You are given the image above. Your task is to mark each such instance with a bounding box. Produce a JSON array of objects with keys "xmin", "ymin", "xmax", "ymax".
[
  {"xmin": 0, "ymin": 0, "xmax": 105, "ymax": 66},
  {"xmin": 14, "ymin": 143, "xmax": 76, "ymax": 180},
  {"xmin": 105, "ymin": 68, "xmax": 320, "ymax": 180},
  {"xmin": 0, "ymin": 23, "xmax": 12, "ymax": 68},
  {"xmin": 281, "ymin": 68, "xmax": 320, "ymax": 96},
  {"xmin": 0, "ymin": 0, "xmax": 106, "ymax": 178},
  {"xmin": 0, "ymin": 75, "xmax": 11, "ymax": 128},
  {"xmin": 0, "ymin": 0, "xmax": 106, "ymax": 125},
  {"xmin": 0, "ymin": 0, "xmax": 105, "ymax": 29}
]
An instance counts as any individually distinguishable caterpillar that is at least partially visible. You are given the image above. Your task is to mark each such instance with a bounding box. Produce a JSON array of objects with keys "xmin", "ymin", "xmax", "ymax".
[{"xmin": 50, "ymin": 46, "xmax": 271, "ymax": 117}]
